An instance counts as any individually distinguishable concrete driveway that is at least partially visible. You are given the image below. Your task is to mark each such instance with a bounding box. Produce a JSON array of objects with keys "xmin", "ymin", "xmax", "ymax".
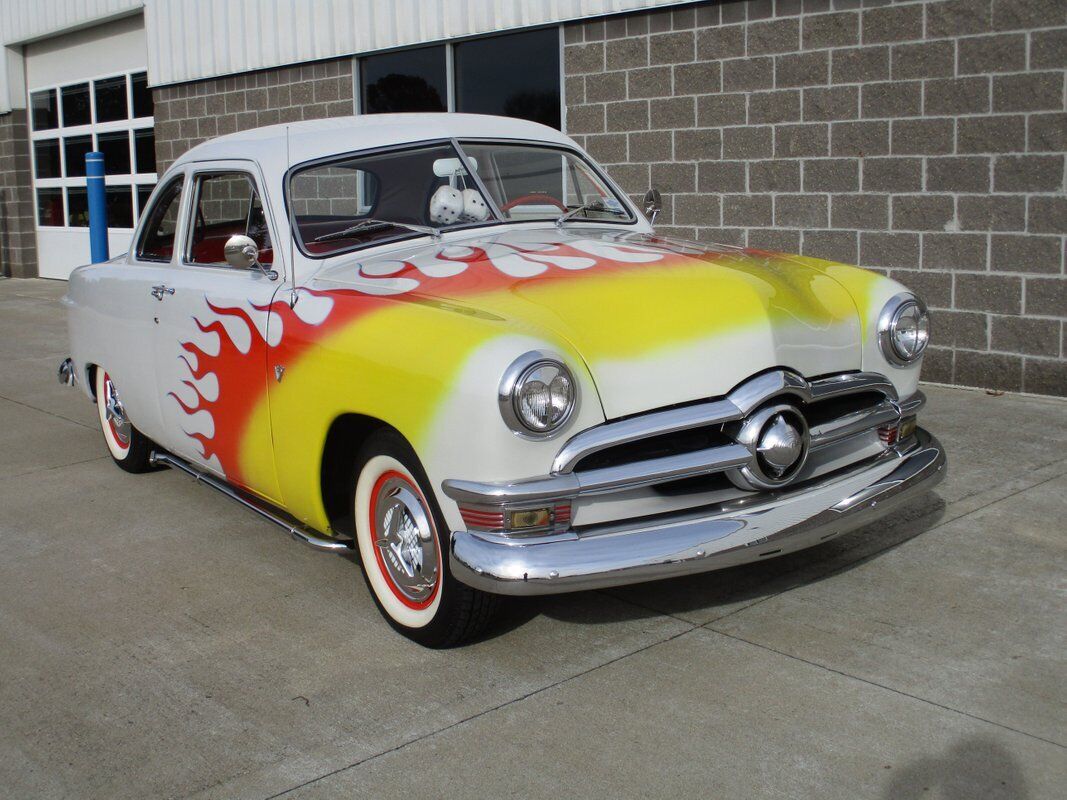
[{"xmin": 1, "ymin": 277, "xmax": 1064, "ymax": 799}]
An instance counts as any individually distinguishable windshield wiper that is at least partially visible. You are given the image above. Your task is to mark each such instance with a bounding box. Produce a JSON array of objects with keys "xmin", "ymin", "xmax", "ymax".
[
  {"xmin": 555, "ymin": 201, "xmax": 625, "ymax": 228},
  {"xmin": 313, "ymin": 218, "xmax": 441, "ymax": 243}
]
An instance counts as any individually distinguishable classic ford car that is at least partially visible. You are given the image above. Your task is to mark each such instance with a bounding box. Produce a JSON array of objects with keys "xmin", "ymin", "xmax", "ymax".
[{"xmin": 60, "ymin": 113, "xmax": 945, "ymax": 646}]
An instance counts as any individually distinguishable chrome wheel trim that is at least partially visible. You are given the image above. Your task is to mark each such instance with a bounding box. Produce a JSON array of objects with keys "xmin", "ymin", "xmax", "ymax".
[
  {"xmin": 103, "ymin": 374, "xmax": 132, "ymax": 447},
  {"xmin": 373, "ymin": 478, "xmax": 439, "ymax": 604}
]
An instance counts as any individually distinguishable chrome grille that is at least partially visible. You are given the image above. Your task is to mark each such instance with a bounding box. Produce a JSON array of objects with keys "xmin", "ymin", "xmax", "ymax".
[
  {"xmin": 441, "ymin": 370, "xmax": 924, "ymax": 521},
  {"xmin": 556, "ymin": 369, "xmax": 916, "ymax": 494}
]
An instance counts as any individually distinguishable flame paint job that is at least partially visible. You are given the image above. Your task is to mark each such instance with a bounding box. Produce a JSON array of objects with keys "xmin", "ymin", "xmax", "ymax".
[{"xmin": 130, "ymin": 229, "xmax": 914, "ymax": 535}]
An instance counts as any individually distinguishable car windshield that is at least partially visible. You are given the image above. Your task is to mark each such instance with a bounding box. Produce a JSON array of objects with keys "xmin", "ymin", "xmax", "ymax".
[
  {"xmin": 459, "ymin": 141, "xmax": 631, "ymax": 225},
  {"xmin": 289, "ymin": 140, "xmax": 633, "ymax": 257},
  {"xmin": 289, "ymin": 142, "xmax": 492, "ymax": 256}
]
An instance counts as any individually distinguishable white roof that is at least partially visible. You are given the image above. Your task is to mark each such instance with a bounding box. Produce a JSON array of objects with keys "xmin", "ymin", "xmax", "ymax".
[{"xmin": 171, "ymin": 113, "xmax": 577, "ymax": 177}]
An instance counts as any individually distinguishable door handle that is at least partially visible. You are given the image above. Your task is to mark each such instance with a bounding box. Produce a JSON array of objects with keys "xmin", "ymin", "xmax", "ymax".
[{"xmin": 150, "ymin": 284, "xmax": 174, "ymax": 301}]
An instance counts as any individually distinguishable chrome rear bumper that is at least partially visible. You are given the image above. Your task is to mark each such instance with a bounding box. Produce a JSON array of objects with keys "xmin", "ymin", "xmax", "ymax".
[{"xmin": 449, "ymin": 429, "xmax": 945, "ymax": 596}]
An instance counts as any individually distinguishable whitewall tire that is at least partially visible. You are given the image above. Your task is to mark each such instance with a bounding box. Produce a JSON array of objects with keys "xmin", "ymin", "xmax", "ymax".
[
  {"xmin": 350, "ymin": 429, "xmax": 499, "ymax": 647},
  {"xmin": 95, "ymin": 368, "xmax": 154, "ymax": 473}
]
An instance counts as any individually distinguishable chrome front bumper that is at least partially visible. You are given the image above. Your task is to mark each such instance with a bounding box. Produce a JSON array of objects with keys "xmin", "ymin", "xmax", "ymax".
[{"xmin": 449, "ymin": 429, "xmax": 945, "ymax": 596}]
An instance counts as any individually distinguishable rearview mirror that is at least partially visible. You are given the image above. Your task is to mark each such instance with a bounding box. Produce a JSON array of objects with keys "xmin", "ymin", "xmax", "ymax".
[
  {"xmin": 643, "ymin": 188, "xmax": 662, "ymax": 226},
  {"xmin": 432, "ymin": 156, "xmax": 479, "ymax": 177},
  {"xmin": 224, "ymin": 234, "xmax": 277, "ymax": 280}
]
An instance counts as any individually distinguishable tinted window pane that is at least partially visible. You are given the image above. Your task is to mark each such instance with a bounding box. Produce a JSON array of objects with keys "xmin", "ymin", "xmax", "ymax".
[
  {"xmin": 61, "ymin": 83, "xmax": 91, "ymax": 126},
  {"xmin": 137, "ymin": 185, "xmax": 155, "ymax": 218},
  {"xmin": 361, "ymin": 46, "xmax": 446, "ymax": 114},
  {"xmin": 106, "ymin": 186, "xmax": 134, "ymax": 228},
  {"xmin": 94, "ymin": 76, "xmax": 128, "ymax": 122},
  {"xmin": 454, "ymin": 29, "xmax": 561, "ymax": 130},
  {"xmin": 131, "ymin": 72, "xmax": 153, "ymax": 118},
  {"xmin": 137, "ymin": 178, "xmax": 183, "ymax": 261},
  {"xmin": 64, "ymin": 136, "xmax": 93, "ymax": 178},
  {"xmin": 98, "ymin": 131, "xmax": 131, "ymax": 174},
  {"xmin": 33, "ymin": 140, "xmax": 61, "ymax": 179},
  {"xmin": 67, "ymin": 188, "xmax": 89, "ymax": 227},
  {"xmin": 36, "ymin": 188, "xmax": 64, "ymax": 226},
  {"xmin": 31, "ymin": 90, "xmax": 58, "ymax": 131},
  {"xmin": 134, "ymin": 128, "xmax": 156, "ymax": 173}
]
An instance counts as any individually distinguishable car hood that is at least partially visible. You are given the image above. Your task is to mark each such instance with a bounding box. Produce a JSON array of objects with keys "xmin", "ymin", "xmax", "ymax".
[{"xmin": 313, "ymin": 228, "xmax": 864, "ymax": 419}]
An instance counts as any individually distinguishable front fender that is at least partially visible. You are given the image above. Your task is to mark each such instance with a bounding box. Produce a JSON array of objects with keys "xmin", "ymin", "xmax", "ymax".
[{"xmin": 265, "ymin": 290, "xmax": 604, "ymax": 534}]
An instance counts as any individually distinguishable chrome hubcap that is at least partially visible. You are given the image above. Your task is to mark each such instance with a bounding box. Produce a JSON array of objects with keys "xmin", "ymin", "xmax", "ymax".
[
  {"xmin": 373, "ymin": 478, "xmax": 438, "ymax": 602},
  {"xmin": 103, "ymin": 376, "xmax": 131, "ymax": 446}
]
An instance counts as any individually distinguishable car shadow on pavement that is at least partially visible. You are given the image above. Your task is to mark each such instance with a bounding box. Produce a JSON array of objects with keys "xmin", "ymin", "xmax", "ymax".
[
  {"xmin": 502, "ymin": 491, "xmax": 947, "ymax": 633},
  {"xmin": 882, "ymin": 734, "xmax": 1030, "ymax": 799}
]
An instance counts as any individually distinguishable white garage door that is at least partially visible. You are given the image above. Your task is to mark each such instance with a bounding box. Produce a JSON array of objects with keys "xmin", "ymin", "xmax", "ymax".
[{"xmin": 24, "ymin": 15, "xmax": 156, "ymax": 280}]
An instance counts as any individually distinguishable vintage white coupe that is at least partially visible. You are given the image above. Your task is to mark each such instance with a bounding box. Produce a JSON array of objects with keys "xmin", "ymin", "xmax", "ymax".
[{"xmin": 60, "ymin": 113, "xmax": 945, "ymax": 646}]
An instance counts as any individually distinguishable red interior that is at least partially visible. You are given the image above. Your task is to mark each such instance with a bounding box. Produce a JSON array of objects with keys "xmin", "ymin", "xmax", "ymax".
[{"xmin": 190, "ymin": 221, "xmax": 273, "ymax": 265}]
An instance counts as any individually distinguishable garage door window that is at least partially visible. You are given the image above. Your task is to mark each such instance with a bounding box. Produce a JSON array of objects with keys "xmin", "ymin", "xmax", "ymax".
[{"xmin": 28, "ymin": 70, "xmax": 157, "ymax": 232}]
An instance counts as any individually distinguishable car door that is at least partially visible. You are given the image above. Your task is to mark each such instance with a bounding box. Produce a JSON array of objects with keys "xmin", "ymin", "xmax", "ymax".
[
  {"xmin": 151, "ymin": 161, "xmax": 285, "ymax": 503},
  {"xmin": 98, "ymin": 172, "xmax": 189, "ymax": 445}
]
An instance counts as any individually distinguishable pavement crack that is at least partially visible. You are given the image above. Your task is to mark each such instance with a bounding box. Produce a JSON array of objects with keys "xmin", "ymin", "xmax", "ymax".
[
  {"xmin": 0, "ymin": 391, "xmax": 97, "ymax": 430},
  {"xmin": 261, "ymin": 625, "xmax": 697, "ymax": 799},
  {"xmin": 0, "ymin": 454, "xmax": 109, "ymax": 483},
  {"xmin": 701, "ymin": 627, "xmax": 1066, "ymax": 751}
]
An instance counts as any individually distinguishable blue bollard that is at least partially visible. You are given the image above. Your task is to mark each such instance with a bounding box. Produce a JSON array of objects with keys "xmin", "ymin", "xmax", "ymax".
[{"xmin": 86, "ymin": 151, "xmax": 109, "ymax": 263}]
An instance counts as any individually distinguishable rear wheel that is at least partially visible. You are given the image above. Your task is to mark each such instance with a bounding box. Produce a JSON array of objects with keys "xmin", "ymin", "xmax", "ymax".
[
  {"xmin": 352, "ymin": 429, "xmax": 498, "ymax": 647},
  {"xmin": 95, "ymin": 368, "xmax": 154, "ymax": 473}
]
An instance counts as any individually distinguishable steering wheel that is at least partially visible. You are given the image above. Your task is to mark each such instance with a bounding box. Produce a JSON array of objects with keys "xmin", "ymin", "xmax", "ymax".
[{"xmin": 501, "ymin": 193, "xmax": 568, "ymax": 213}]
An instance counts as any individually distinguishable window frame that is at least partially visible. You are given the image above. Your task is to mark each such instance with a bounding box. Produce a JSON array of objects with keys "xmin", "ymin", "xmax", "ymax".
[
  {"xmin": 27, "ymin": 69, "xmax": 157, "ymax": 232},
  {"xmin": 285, "ymin": 138, "xmax": 505, "ymax": 260},
  {"xmin": 181, "ymin": 168, "xmax": 277, "ymax": 273},
  {"xmin": 283, "ymin": 136, "xmax": 637, "ymax": 261},
  {"xmin": 460, "ymin": 139, "xmax": 636, "ymax": 226},
  {"xmin": 133, "ymin": 175, "xmax": 185, "ymax": 264}
]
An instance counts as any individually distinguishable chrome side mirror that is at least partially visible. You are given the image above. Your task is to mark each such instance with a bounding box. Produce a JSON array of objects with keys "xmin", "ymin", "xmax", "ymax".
[
  {"xmin": 643, "ymin": 188, "xmax": 662, "ymax": 226},
  {"xmin": 224, "ymin": 234, "xmax": 277, "ymax": 280}
]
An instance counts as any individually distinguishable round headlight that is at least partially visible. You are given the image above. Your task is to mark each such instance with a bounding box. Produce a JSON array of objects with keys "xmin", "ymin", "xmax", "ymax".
[
  {"xmin": 878, "ymin": 293, "xmax": 930, "ymax": 366},
  {"xmin": 499, "ymin": 353, "xmax": 577, "ymax": 437}
]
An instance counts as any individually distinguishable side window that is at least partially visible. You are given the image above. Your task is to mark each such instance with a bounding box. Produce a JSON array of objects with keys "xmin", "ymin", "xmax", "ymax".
[
  {"xmin": 188, "ymin": 172, "xmax": 273, "ymax": 266},
  {"xmin": 135, "ymin": 178, "xmax": 183, "ymax": 262}
]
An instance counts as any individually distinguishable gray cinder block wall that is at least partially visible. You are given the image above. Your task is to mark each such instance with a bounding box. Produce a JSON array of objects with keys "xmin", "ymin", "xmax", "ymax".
[
  {"xmin": 152, "ymin": 59, "xmax": 354, "ymax": 175},
  {"xmin": 0, "ymin": 113, "xmax": 39, "ymax": 278},
  {"xmin": 563, "ymin": 0, "xmax": 1067, "ymax": 396}
]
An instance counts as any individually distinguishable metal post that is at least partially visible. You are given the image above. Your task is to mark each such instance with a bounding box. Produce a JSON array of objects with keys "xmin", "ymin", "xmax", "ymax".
[{"xmin": 86, "ymin": 151, "xmax": 109, "ymax": 263}]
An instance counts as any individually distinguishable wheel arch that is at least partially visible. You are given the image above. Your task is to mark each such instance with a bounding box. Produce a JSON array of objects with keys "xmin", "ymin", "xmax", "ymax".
[
  {"xmin": 319, "ymin": 412, "xmax": 395, "ymax": 536},
  {"xmin": 86, "ymin": 363, "xmax": 99, "ymax": 400}
]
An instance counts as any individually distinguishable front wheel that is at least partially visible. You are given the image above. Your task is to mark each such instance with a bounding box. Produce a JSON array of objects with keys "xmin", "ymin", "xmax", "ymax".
[
  {"xmin": 352, "ymin": 429, "xmax": 498, "ymax": 647},
  {"xmin": 95, "ymin": 368, "xmax": 155, "ymax": 473}
]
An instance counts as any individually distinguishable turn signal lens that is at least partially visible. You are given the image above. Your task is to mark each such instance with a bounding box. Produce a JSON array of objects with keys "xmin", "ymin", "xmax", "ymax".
[
  {"xmin": 508, "ymin": 508, "xmax": 552, "ymax": 530},
  {"xmin": 898, "ymin": 415, "xmax": 917, "ymax": 439}
]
